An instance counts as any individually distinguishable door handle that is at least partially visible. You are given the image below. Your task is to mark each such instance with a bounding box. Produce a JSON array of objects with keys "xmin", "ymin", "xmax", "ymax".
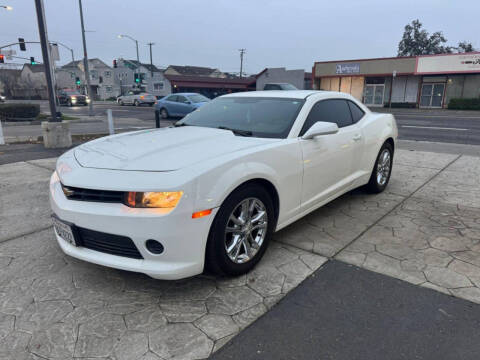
[{"xmin": 353, "ymin": 134, "xmax": 362, "ymax": 141}]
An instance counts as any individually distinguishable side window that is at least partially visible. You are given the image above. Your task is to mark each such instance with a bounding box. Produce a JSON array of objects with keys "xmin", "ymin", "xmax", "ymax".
[
  {"xmin": 347, "ymin": 100, "xmax": 365, "ymax": 123},
  {"xmin": 166, "ymin": 95, "xmax": 177, "ymax": 102},
  {"xmin": 300, "ymin": 99, "xmax": 353, "ymax": 136},
  {"xmin": 264, "ymin": 84, "xmax": 281, "ymax": 90},
  {"xmin": 177, "ymin": 95, "xmax": 189, "ymax": 104}
]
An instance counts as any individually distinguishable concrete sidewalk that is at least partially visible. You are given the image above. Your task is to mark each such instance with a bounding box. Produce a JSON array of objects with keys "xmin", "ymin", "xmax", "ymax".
[{"xmin": 0, "ymin": 148, "xmax": 479, "ymax": 359}]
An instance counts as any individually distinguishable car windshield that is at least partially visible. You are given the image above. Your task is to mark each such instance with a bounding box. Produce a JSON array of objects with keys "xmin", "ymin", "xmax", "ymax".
[
  {"xmin": 64, "ymin": 90, "xmax": 82, "ymax": 95},
  {"xmin": 188, "ymin": 94, "xmax": 210, "ymax": 103},
  {"xmin": 180, "ymin": 97, "xmax": 305, "ymax": 139},
  {"xmin": 280, "ymin": 84, "xmax": 297, "ymax": 90}
]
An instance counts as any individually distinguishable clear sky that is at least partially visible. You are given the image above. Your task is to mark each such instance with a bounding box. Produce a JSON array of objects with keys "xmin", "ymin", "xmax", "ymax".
[{"xmin": 0, "ymin": 0, "xmax": 477, "ymax": 74}]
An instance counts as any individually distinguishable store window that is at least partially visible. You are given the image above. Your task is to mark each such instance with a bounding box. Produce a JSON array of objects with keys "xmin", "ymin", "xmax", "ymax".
[
  {"xmin": 364, "ymin": 77, "xmax": 385, "ymax": 106},
  {"xmin": 420, "ymin": 83, "xmax": 445, "ymax": 108}
]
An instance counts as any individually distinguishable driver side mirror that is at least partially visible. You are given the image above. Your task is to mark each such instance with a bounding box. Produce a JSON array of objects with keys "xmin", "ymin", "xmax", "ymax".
[{"xmin": 301, "ymin": 121, "xmax": 339, "ymax": 140}]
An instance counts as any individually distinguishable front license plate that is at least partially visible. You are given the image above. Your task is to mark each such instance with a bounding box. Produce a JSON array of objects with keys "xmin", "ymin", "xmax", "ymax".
[{"xmin": 52, "ymin": 215, "xmax": 77, "ymax": 246}]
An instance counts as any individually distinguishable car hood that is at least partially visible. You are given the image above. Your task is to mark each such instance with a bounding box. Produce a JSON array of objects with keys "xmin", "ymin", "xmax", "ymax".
[{"xmin": 74, "ymin": 126, "xmax": 275, "ymax": 172}]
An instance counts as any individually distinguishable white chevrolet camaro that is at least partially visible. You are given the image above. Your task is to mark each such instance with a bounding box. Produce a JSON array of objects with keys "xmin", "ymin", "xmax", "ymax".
[{"xmin": 50, "ymin": 90, "xmax": 397, "ymax": 280}]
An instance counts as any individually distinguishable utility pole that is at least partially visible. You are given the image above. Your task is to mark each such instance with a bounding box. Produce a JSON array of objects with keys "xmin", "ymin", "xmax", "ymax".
[
  {"xmin": 238, "ymin": 48, "xmax": 246, "ymax": 78},
  {"xmin": 78, "ymin": 0, "xmax": 93, "ymax": 116},
  {"xmin": 147, "ymin": 42, "xmax": 154, "ymax": 78},
  {"xmin": 34, "ymin": 0, "xmax": 58, "ymax": 122}
]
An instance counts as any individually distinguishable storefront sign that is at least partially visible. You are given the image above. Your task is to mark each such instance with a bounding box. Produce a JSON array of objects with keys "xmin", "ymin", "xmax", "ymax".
[
  {"xmin": 336, "ymin": 63, "xmax": 360, "ymax": 74},
  {"xmin": 416, "ymin": 53, "xmax": 480, "ymax": 74}
]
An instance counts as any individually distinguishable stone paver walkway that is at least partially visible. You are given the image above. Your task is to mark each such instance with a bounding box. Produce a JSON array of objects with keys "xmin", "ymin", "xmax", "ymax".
[
  {"xmin": 1, "ymin": 149, "xmax": 480, "ymax": 359},
  {"xmin": 0, "ymin": 158, "xmax": 326, "ymax": 359}
]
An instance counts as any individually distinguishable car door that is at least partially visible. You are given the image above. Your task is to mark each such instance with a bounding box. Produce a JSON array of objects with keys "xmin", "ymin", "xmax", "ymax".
[
  {"xmin": 163, "ymin": 95, "xmax": 178, "ymax": 116},
  {"xmin": 125, "ymin": 91, "xmax": 134, "ymax": 104},
  {"xmin": 176, "ymin": 95, "xmax": 195, "ymax": 116},
  {"xmin": 299, "ymin": 99, "xmax": 363, "ymax": 210}
]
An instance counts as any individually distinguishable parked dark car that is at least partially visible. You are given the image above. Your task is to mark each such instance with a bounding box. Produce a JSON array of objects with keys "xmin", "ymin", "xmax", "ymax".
[
  {"xmin": 263, "ymin": 83, "xmax": 298, "ymax": 90},
  {"xmin": 57, "ymin": 89, "xmax": 90, "ymax": 106}
]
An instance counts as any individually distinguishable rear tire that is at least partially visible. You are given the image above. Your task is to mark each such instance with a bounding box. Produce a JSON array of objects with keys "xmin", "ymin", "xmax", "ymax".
[
  {"xmin": 365, "ymin": 142, "xmax": 393, "ymax": 193},
  {"xmin": 205, "ymin": 184, "xmax": 275, "ymax": 276}
]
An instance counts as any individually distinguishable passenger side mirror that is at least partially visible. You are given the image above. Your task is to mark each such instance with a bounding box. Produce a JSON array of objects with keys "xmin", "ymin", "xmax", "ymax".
[{"xmin": 302, "ymin": 121, "xmax": 339, "ymax": 140}]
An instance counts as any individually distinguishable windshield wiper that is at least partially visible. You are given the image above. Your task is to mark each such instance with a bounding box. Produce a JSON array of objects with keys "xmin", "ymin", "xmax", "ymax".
[{"xmin": 217, "ymin": 126, "xmax": 252, "ymax": 137}]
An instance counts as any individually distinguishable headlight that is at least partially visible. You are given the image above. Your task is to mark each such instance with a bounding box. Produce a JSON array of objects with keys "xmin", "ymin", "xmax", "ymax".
[
  {"xmin": 86, "ymin": 97, "xmax": 91, "ymax": 103},
  {"xmin": 124, "ymin": 191, "xmax": 183, "ymax": 209}
]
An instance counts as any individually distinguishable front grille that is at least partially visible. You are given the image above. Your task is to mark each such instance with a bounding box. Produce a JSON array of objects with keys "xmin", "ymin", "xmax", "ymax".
[
  {"xmin": 76, "ymin": 227, "xmax": 143, "ymax": 259},
  {"xmin": 62, "ymin": 184, "xmax": 124, "ymax": 203}
]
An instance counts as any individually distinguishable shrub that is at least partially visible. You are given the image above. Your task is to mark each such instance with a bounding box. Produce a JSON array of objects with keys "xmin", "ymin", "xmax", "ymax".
[
  {"xmin": 448, "ymin": 98, "xmax": 480, "ymax": 110},
  {"xmin": 0, "ymin": 103, "xmax": 41, "ymax": 120}
]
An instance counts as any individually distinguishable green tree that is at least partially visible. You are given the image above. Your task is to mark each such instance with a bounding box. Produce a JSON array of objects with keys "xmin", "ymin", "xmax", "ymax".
[
  {"xmin": 456, "ymin": 41, "xmax": 476, "ymax": 53},
  {"xmin": 398, "ymin": 20, "xmax": 452, "ymax": 56}
]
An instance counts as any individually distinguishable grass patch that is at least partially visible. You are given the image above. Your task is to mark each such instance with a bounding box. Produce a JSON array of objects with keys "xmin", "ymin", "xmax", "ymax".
[{"xmin": 36, "ymin": 113, "xmax": 79, "ymax": 121}]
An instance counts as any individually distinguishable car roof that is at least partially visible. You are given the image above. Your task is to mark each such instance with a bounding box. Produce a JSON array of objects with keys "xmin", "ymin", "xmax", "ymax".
[
  {"xmin": 169, "ymin": 93, "xmax": 202, "ymax": 96},
  {"xmin": 221, "ymin": 90, "xmax": 332, "ymax": 100}
]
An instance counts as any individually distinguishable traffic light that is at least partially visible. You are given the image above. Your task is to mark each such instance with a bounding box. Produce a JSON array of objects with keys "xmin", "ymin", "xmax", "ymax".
[
  {"xmin": 30, "ymin": 57, "xmax": 36, "ymax": 65},
  {"xmin": 0, "ymin": 54, "xmax": 4, "ymax": 64},
  {"xmin": 18, "ymin": 38, "xmax": 26, "ymax": 51},
  {"xmin": 134, "ymin": 73, "xmax": 140, "ymax": 83},
  {"xmin": 75, "ymin": 77, "xmax": 81, "ymax": 85},
  {"xmin": 113, "ymin": 59, "xmax": 117, "ymax": 68}
]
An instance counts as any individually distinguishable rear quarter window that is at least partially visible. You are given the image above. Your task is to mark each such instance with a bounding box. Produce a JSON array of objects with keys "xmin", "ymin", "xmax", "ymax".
[{"xmin": 347, "ymin": 101, "xmax": 365, "ymax": 123}]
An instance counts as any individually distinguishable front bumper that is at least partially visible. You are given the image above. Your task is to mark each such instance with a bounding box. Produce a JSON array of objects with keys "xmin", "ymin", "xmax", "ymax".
[{"xmin": 49, "ymin": 172, "xmax": 217, "ymax": 280}]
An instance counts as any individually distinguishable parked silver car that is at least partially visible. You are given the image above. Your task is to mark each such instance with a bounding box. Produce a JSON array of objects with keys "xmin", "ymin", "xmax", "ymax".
[{"xmin": 117, "ymin": 90, "xmax": 156, "ymax": 106}]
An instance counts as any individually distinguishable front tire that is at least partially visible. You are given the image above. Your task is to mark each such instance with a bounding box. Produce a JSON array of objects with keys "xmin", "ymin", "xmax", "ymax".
[
  {"xmin": 134, "ymin": 100, "xmax": 140, "ymax": 106},
  {"xmin": 160, "ymin": 108, "xmax": 169, "ymax": 119},
  {"xmin": 366, "ymin": 142, "xmax": 393, "ymax": 193},
  {"xmin": 205, "ymin": 184, "xmax": 275, "ymax": 276}
]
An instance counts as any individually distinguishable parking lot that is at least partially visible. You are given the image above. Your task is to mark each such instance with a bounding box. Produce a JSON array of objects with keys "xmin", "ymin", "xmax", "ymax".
[{"xmin": 1, "ymin": 148, "xmax": 479, "ymax": 359}]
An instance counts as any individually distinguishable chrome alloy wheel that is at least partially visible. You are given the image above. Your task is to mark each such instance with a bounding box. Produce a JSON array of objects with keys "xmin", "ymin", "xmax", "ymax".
[
  {"xmin": 225, "ymin": 198, "xmax": 268, "ymax": 264},
  {"xmin": 376, "ymin": 149, "xmax": 391, "ymax": 186}
]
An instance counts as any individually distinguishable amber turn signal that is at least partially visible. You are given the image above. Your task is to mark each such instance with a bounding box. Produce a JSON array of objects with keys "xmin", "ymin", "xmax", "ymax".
[{"xmin": 192, "ymin": 209, "xmax": 212, "ymax": 219}]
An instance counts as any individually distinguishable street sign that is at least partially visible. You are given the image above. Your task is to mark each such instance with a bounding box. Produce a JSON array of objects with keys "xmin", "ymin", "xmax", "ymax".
[{"xmin": 50, "ymin": 43, "xmax": 60, "ymax": 61}]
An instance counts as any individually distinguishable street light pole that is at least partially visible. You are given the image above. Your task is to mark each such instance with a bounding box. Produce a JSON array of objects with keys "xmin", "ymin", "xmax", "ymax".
[
  {"xmin": 78, "ymin": 0, "xmax": 93, "ymax": 116},
  {"xmin": 34, "ymin": 0, "xmax": 58, "ymax": 122}
]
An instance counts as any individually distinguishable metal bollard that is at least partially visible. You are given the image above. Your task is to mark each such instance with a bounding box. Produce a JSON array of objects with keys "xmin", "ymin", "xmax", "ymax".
[
  {"xmin": 0, "ymin": 119, "xmax": 4, "ymax": 145},
  {"xmin": 107, "ymin": 109, "xmax": 114, "ymax": 135},
  {"xmin": 155, "ymin": 110, "xmax": 160, "ymax": 128}
]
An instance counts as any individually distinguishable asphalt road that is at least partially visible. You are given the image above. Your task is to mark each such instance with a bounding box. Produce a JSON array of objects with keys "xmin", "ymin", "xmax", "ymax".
[
  {"xmin": 43, "ymin": 100, "xmax": 159, "ymax": 121},
  {"xmin": 2, "ymin": 101, "xmax": 480, "ymax": 145},
  {"xmin": 392, "ymin": 111, "xmax": 480, "ymax": 145},
  {"xmin": 212, "ymin": 260, "xmax": 480, "ymax": 360}
]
